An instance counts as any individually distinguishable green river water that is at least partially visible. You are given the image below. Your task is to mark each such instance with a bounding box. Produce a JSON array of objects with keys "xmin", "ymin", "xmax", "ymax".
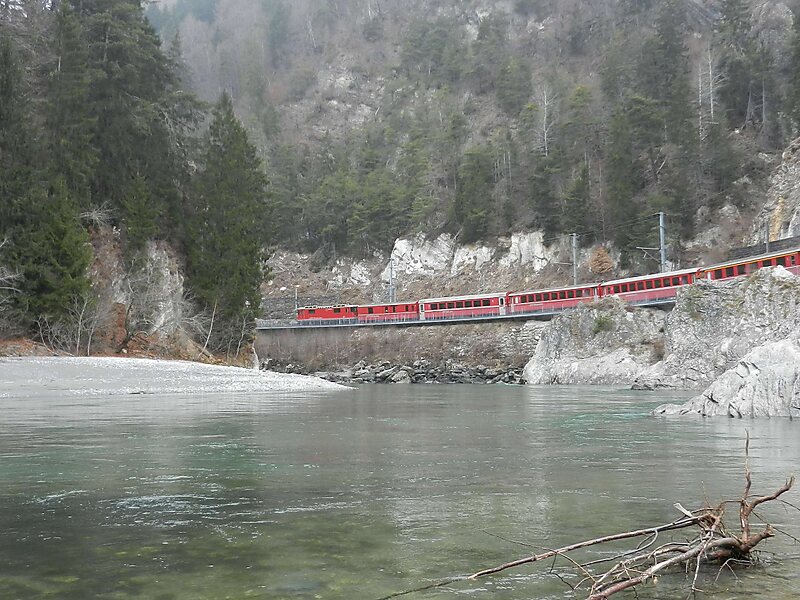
[{"xmin": 1, "ymin": 384, "xmax": 798, "ymax": 599}]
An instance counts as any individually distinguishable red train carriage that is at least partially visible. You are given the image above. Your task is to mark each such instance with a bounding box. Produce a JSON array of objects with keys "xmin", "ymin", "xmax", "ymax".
[
  {"xmin": 356, "ymin": 302, "xmax": 419, "ymax": 323},
  {"xmin": 600, "ymin": 268, "xmax": 697, "ymax": 304},
  {"xmin": 699, "ymin": 247, "xmax": 800, "ymax": 280},
  {"xmin": 508, "ymin": 284, "xmax": 598, "ymax": 315},
  {"xmin": 296, "ymin": 305, "xmax": 358, "ymax": 324},
  {"xmin": 418, "ymin": 292, "xmax": 507, "ymax": 321}
]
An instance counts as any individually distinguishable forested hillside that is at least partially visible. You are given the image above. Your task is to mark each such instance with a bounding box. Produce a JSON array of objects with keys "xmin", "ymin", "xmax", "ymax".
[
  {"xmin": 148, "ymin": 0, "xmax": 800, "ymax": 261},
  {"xmin": 0, "ymin": 0, "xmax": 268, "ymax": 353}
]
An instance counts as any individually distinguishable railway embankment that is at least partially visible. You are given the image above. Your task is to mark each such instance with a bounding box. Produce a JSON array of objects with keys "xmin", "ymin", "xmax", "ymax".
[{"xmin": 256, "ymin": 320, "xmax": 544, "ymax": 384}]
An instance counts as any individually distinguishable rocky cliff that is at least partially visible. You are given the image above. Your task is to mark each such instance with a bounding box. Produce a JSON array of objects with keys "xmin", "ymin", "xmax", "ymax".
[
  {"xmin": 635, "ymin": 267, "xmax": 800, "ymax": 391},
  {"xmin": 749, "ymin": 138, "xmax": 800, "ymax": 244},
  {"xmin": 520, "ymin": 267, "xmax": 800, "ymax": 416}
]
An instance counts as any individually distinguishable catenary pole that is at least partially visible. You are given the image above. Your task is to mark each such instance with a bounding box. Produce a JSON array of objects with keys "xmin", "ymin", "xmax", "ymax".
[{"xmin": 658, "ymin": 212, "xmax": 667, "ymax": 273}]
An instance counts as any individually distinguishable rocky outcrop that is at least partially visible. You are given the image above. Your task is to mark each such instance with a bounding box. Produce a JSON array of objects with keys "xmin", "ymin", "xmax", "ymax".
[
  {"xmin": 523, "ymin": 298, "xmax": 665, "ymax": 385},
  {"xmin": 635, "ymin": 267, "xmax": 800, "ymax": 391},
  {"xmin": 749, "ymin": 137, "xmax": 800, "ymax": 244},
  {"xmin": 653, "ymin": 338, "xmax": 800, "ymax": 417}
]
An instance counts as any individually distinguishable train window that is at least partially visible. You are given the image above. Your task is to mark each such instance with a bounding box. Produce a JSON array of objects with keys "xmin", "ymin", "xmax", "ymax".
[
  {"xmin": 481, "ymin": 299, "xmax": 488, "ymax": 307},
  {"xmin": 725, "ymin": 267, "xmax": 734, "ymax": 277},
  {"xmin": 447, "ymin": 302, "xmax": 455, "ymax": 309},
  {"xmin": 309, "ymin": 309, "xmax": 316, "ymax": 314},
  {"xmin": 736, "ymin": 265, "xmax": 745, "ymax": 275},
  {"xmin": 456, "ymin": 301, "xmax": 463, "ymax": 308},
  {"xmin": 637, "ymin": 282, "xmax": 644, "ymax": 291},
  {"xmin": 714, "ymin": 269, "xmax": 723, "ymax": 279},
  {"xmin": 776, "ymin": 256, "xmax": 787, "ymax": 267},
  {"xmin": 333, "ymin": 308, "xmax": 341, "ymax": 314},
  {"xmin": 368, "ymin": 307, "xmax": 374, "ymax": 314},
  {"xmin": 792, "ymin": 255, "xmax": 799, "ymax": 266}
]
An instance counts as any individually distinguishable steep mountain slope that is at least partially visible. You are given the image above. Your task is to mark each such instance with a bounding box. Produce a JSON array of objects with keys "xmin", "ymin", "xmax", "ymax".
[{"xmin": 150, "ymin": 0, "xmax": 800, "ymax": 271}]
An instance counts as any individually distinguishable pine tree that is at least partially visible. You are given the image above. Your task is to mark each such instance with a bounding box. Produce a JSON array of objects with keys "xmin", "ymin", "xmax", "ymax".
[
  {"xmin": 454, "ymin": 145, "xmax": 493, "ymax": 242},
  {"xmin": 605, "ymin": 107, "xmax": 642, "ymax": 254},
  {"xmin": 46, "ymin": 3, "xmax": 98, "ymax": 206},
  {"xmin": 186, "ymin": 93, "xmax": 268, "ymax": 336},
  {"xmin": 122, "ymin": 173, "xmax": 159, "ymax": 256},
  {"xmin": 561, "ymin": 165, "xmax": 590, "ymax": 235},
  {"xmin": 70, "ymin": 0, "xmax": 188, "ymax": 234},
  {"xmin": 0, "ymin": 34, "xmax": 38, "ymax": 234},
  {"xmin": 11, "ymin": 180, "xmax": 91, "ymax": 320}
]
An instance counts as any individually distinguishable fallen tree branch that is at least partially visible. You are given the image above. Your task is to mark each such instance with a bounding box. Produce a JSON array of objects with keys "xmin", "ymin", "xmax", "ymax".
[{"xmin": 378, "ymin": 437, "xmax": 795, "ymax": 600}]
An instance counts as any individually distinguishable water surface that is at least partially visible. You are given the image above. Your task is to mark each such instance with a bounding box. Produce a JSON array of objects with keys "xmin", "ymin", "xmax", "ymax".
[{"xmin": 1, "ymin": 384, "xmax": 798, "ymax": 599}]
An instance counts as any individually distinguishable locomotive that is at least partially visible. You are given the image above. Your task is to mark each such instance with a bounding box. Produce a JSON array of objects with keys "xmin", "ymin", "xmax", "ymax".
[{"xmin": 296, "ymin": 245, "xmax": 800, "ymax": 326}]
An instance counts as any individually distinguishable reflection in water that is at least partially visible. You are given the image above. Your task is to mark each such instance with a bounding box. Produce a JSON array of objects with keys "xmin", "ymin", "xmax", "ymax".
[{"xmin": 0, "ymin": 384, "xmax": 799, "ymax": 599}]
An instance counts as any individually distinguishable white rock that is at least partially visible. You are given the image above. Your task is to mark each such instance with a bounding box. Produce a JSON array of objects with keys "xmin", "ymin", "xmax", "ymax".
[
  {"xmin": 653, "ymin": 338, "xmax": 800, "ymax": 417},
  {"xmin": 499, "ymin": 232, "xmax": 550, "ymax": 271},
  {"xmin": 451, "ymin": 244, "xmax": 495, "ymax": 275}
]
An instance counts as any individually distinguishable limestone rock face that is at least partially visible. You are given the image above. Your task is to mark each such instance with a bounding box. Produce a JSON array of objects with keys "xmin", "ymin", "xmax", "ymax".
[
  {"xmin": 653, "ymin": 338, "xmax": 800, "ymax": 417},
  {"xmin": 749, "ymin": 137, "xmax": 800, "ymax": 243},
  {"xmin": 523, "ymin": 299, "xmax": 665, "ymax": 385},
  {"xmin": 635, "ymin": 267, "xmax": 800, "ymax": 391}
]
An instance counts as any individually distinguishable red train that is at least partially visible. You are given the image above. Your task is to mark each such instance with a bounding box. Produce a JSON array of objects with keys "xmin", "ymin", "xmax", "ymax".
[{"xmin": 296, "ymin": 245, "xmax": 800, "ymax": 325}]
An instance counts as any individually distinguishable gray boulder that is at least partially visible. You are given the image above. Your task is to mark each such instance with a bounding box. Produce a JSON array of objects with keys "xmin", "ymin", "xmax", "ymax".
[
  {"xmin": 654, "ymin": 337, "xmax": 800, "ymax": 417},
  {"xmin": 523, "ymin": 298, "xmax": 665, "ymax": 385}
]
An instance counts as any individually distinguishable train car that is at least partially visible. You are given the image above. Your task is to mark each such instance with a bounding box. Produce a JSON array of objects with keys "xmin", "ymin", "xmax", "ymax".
[
  {"xmin": 418, "ymin": 292, "xmax": 507, "ymax": 321},
  {"xmin": 296, "ymin": 304, "xmax": 359, "ymax": 325},
  {"xmin": 599, "ymin": 268, "xmax": 697, "ymax": 304},
  {"xmin": 507, "ymin": 283, "xmax": 598, "ymax": 315},
  {"xmin": 356, "ymin": 302, "xmax": 420, "ymax": 323},
  {"xmin": 698, "ymin": 246, "xmax": 800, "ymax": 281}
]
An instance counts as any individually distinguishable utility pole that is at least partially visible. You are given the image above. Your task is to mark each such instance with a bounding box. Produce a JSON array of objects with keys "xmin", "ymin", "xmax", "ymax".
[
  {"xmin": 658, "ymin": 211, "xmax": 667, "ymax": 273},
  {"xmin": 764, "ymin": 223, "xmax": 770, "ymax": 253},
  {"xmin": 571, "ymin": 233, "xmax": 578, "ymax": 286}
]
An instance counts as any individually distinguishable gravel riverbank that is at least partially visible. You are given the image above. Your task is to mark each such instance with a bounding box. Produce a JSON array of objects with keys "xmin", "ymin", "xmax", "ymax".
[{"xmin": 0, "ymin": 356, "xmax": 345, "ymax": 398}]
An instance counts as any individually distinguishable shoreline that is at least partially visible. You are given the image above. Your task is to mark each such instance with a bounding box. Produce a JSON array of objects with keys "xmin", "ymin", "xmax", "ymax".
[{"xmin": 0, "ymin": 356, "xmax": 346, "ymax": 398}]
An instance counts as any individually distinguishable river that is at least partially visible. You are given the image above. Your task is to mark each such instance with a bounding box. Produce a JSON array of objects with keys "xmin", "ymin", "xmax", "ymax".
[{"xmin": 1, "ymin": 383, "xmax": 798, "ymax": 599}]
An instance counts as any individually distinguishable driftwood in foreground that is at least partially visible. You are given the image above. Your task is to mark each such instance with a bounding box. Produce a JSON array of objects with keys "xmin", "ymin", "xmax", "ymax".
[{"xmin": 378, "ymin": 436, "xmax": 795, "ymax": 600}]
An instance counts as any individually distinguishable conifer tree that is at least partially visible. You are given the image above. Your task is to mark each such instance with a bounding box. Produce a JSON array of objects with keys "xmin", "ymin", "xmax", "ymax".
[
  {"xmin": 605, "ymin": 107, "xmax": 642, "ymax": 254},
  {"xmin": 11, "ymin": 180, "xmax": 91, "ymax": 320},
  {"xmin": 46, "ymin": 3, "xmax": 97, "ymax": 206},
  {"xmin": 69, "ymin": 0, "xmax": 187, "ymax": 234},
  {"xmin": 186, "ymin": 93, "xmax": 268, "ymax": 340},
  {"xmin": 454, "ymin": 146, "xmax": 493, "ymax": 242}
]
